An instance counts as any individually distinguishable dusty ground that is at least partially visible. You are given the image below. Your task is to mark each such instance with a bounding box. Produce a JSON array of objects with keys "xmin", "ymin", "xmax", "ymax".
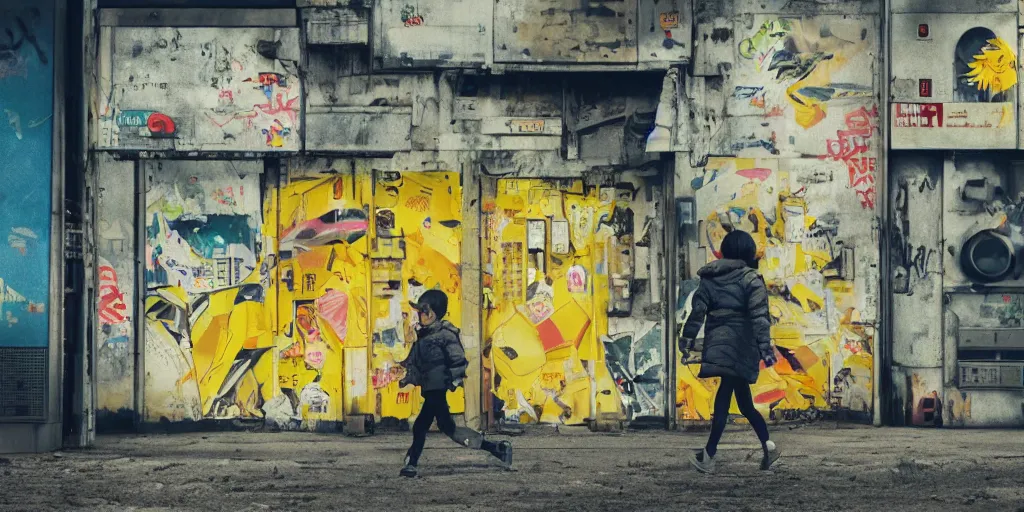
[{"xmin": 1, "ymin": 423, "xmax": 1023, "ymax": 511}]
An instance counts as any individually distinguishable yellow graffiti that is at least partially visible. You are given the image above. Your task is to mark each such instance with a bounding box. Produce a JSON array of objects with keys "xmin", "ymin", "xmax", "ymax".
[
  {"xmin": 143, "ymin": 168, "xmax": 468, "ymax": 428},
  {"xmin": 964, "ymin": 37, "xmax": 1018, "ymax": 95},
  {"xmin": 485, "ymin": 179, "xmax": 637, "ymax": 425},
  {"xmin": 679, "ymin": 159, "xmax": 873, "ymax": 422},
  {"xmin": 739, "ymin": 19, "xmax": 792, "ymax": 69},
  {"xmin": 740, "ymin": 18, "xmax": 871, "ymax": 130}
]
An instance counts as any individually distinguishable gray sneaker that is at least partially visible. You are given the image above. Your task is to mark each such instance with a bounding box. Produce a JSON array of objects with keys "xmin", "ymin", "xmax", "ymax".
[
  {"xmin": 760, "ymin": 440, "xmax": 781, "ymax": 470},
  {"xmin": 400, "ymin": 464, "xmax": 418, "ymax": 477},
  {"xmin": 496, "ymin": 441, "xmax": 513, "ymax": 469},
  {"xmin": 688, "ymin": 448, "xmax": 715, "ymax": 474}
]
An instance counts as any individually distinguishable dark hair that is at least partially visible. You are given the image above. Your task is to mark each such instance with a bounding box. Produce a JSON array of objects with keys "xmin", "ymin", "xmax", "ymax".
[
  {"xmin": 720, "ymin": 230, "xmax": 758, "ymax": 269},
  {"xmin": 417, "ymin": 289, "xmax": 448, "ymax": 318}
]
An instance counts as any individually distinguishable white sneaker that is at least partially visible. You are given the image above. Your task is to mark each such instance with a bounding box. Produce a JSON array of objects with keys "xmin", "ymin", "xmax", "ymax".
[{"xmin": 688, "ymin": 448, "xmax": 716, "ymax": 474}]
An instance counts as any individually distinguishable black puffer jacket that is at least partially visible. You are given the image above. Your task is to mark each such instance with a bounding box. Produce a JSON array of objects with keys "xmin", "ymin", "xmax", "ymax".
[
  {"xmin": 682, "ymin": 259, "xmax": 773, "ymax": 384},
  {"xmin": 401, "ymin": 320, "xmax": 468, "ymax": 392}
]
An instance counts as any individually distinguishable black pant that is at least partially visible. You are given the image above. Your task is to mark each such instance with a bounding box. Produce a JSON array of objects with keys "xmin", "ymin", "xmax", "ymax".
[
  {"xmin": 407, "ymin": 390, "xmax": 497, "ymax": 465},
  {"xmin": 705, "ymin": 376, "xmax": 770, "ymax": 457}
]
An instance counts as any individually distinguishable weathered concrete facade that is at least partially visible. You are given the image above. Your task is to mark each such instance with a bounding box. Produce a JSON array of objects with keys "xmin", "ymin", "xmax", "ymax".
[
  {"xmin": 888, "ymin": 0, "xmax": 1024, "ymax": 428},
  {"xmin": 88, "ymin": 1, "xmax": 892, "ymax": 433},
  {"xmin": 82, "ymin": 0, "xmax": 1024, "ymax": 434}
]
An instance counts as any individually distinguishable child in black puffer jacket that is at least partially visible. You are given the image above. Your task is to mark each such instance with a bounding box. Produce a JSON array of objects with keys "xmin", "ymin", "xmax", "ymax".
[
  {"xmin": 680, "ymin": 230, "xmax": 781, "ymax": 474},
  {"xmin": 398, "ymin": 289, "xmax": 512, "ymax": 477}
]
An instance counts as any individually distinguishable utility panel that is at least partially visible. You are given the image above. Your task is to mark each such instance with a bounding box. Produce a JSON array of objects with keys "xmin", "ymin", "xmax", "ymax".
[
  {"xmin": 890, "ymin": 14, "xmax": 1018, "ymax": 149},
  {"xmin": 958, "ymin": 362, "xmax": 1024, "ymax": 389}
]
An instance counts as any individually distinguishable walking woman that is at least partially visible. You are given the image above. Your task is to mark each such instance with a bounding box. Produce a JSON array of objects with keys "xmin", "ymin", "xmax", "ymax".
[{"xmin": 680, "ymin": 230, "xmax": 781, "ymax": 473}]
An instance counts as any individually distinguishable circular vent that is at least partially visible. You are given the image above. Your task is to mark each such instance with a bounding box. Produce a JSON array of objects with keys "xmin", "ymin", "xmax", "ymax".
[{"xmin": 960, "ymin": 230, "xmax": 1015, "ymax": 283}]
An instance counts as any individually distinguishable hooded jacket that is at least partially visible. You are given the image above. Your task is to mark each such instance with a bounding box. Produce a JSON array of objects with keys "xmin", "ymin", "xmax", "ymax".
[
  {"xmin": 401, "ymin": 320, "xmax": 468, "ymax": 392},
  {"xmin": 682, "ymin": 258, "xmax": 773, "ymax": 384}
]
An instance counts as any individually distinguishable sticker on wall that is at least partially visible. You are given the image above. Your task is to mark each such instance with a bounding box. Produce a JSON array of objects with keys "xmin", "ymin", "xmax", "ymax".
[
  {"xmin": 551, "ymin": 219, "xmax": 570, "ymax": 254},
  {"xmin": 527, "ymin": 219, "xmax": 546, "ymax": 251},
  {"xmin": 567, "ymin": 265, "xmax": 587, "ymax": 293}
]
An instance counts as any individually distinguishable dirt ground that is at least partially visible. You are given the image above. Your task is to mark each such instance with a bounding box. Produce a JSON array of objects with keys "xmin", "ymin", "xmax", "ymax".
[{"xmin": 1, "ymin": 423, "xmax": 1023, "ymax": 511}]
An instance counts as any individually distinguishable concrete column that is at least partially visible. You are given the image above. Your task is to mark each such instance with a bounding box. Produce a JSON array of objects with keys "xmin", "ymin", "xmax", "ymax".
[{"xmin": 460, "ymin": 154, "xmax": 483, "ymax": 430}]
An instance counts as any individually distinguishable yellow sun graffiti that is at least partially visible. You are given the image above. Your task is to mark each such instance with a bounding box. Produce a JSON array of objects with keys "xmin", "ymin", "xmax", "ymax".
[{"xmin": 964, "ymin": 37, "xmax": 1018, "ymax": 95}]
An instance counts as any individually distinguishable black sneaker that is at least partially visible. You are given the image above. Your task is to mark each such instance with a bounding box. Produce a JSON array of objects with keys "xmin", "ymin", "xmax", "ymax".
[
  {"xmin": 496, "ymin": 441, "xmax": 513, "ymax": 469},
  {"xmin": 400, "ymin": 464, "xmax": 418, "ymax": 477}
]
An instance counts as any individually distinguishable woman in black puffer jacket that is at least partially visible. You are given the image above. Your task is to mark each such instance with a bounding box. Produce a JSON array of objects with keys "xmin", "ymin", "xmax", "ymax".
[{"xmin": 680, "ymin": 230, "xmax": 781, "ymax": 473}]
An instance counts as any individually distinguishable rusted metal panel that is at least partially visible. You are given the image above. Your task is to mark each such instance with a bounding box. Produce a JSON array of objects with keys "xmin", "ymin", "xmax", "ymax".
[
  {"xmin": 493, "ymin": 0, "xmax": 638, "ymax": 64},
  {"xmin": 637, "ymin": 0, "xmax": 691, "ymax": 65},
  {"xmin": 373, "ymin": 0, "xmax": 490, "ymax": 69},
  {"xmin": 97, "ymin": 27, "xmax": 302, "ymax": 152}
]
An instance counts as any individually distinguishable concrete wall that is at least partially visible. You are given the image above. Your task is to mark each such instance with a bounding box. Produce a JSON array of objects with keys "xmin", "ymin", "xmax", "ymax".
[
  {"xmin": 97, "ymin": 25, "xmax": 302, "ymax": 152},
  {"xmin": 890, "ymin": 13, "xmax": 1018, "ymax": 149},
  {"xmin": 373, "ymin": 0, "xmax": 491, "ymax": 69},
  {"xmin": 95, "ymin": 155, "xmax": 136, "ymax": 428}
]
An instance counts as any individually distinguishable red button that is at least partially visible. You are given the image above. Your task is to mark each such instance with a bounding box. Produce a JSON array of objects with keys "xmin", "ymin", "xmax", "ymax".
[{"xmin": 918, "ymin": 24, "xmax": 929, "ymax": 38}]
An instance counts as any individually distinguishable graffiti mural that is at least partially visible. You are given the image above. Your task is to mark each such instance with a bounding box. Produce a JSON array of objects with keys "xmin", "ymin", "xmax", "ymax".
[
  {"xmin": 679, "ymin": 158, "xmax": 874, "ymax": 422},
  {"xmin": 268, "ymin": 169, "xmax": 371, "ymax": 429},
  {"xmin": 483, "ymin": 178, "xmax": 665, "ymax": 425},
  {"xmin": 736, "ymin": 17, "xmax": 874, "ymax": 130},
  {"xmin": 0, "ymin": 2, "xmax": 53, "ymax": 348},
  {"xmin": 127, "ymin": 161, "xmax": 469, "ymax": 428},
  {"xmin": 98, "ymin": 28, "xmax": 301, "ymax": 152},
  {"xmin": 143, "ymin": 162, "xmax": 274, "ymax": 422},
  {"xmin": 725, "ymin": 16, "xmax": 877, "ymax": 160},
  {"xmin": 369, "ymin": 171, "xmax": 465, "ymax": 422},
  {"xmin": 955, "ymin": 30, "xmax": 1016, "ymax": 103}
]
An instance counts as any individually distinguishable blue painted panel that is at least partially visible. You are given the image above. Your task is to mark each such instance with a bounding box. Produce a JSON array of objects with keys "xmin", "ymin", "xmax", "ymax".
[{"xmin": 0, "ymin": 1, "xmax": 55, "ymax": 348}]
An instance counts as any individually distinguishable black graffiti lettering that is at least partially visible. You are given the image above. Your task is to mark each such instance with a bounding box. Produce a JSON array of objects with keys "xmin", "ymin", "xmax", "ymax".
[
  {"xmin": 918, "ymin": 175, "xmax": 935, "ymax": 193},
  {"xmin": 910, "ymin": 246, "xmax": 937, "ymax": 279},
  {"xmin": 0, "ymin": 12, "xmax": 48, "ymax": 65}
]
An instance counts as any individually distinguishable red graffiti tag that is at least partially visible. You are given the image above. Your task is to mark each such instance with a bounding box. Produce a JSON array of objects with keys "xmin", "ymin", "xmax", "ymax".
[
  {"xmin": 206, "ymin": 93, "xmax": 299, "ymax": 129},
  {"xmin": 821, "ymin": 106, "xmax": 879, "ymax": 210},
  {"xmin": 98, "ymin": 265, "xmax": 128, "ymax": 325}
]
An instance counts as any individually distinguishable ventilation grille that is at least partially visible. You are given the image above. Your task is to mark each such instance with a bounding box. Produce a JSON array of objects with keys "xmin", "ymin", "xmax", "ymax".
[{"xmin": 0, "ymin": 347, "xmax": 48, "ymax": 419}]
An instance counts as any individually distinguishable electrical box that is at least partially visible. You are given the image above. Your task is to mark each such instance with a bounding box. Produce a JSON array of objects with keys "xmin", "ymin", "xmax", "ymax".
[
  {"xmin": 958, "ymin": 362, "xmax": 1024, "ymax": 389},
  {"xmin": 890, "ymin": 13, "xmax": 1018, "ymax": 149},
  {"xmin": 959, "ymin": 328, "xmax": 1024, "ymax": 350}
]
